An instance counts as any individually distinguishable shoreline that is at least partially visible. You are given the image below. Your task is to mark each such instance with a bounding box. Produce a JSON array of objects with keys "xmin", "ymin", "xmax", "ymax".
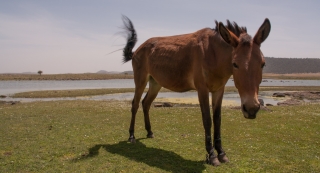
[
  {"xmin": 1, "ymin": 73, "xmax": 320, "ymax": 80},
  {"xmin": 3, "ymin": 86, "xmax": 320, "ymax": 99},
  {"xmin": 1, "ymin": 88, "xmax": 320, "ymax": 107}
]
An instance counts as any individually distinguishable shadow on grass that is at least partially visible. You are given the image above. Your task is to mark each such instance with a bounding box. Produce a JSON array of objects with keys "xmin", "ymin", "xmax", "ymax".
[{"xmin": 73, "ymin": 138, "xmax": 206, "ymax": 173}]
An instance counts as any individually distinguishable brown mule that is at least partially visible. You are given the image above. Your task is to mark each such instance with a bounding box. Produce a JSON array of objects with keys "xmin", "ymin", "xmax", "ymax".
[{"xmin": 120, "ymin": 16, "xmax": 271, "ymax": 166}]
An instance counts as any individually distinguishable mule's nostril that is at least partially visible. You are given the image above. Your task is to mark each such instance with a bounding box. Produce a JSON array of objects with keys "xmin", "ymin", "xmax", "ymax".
[{"xmin": 242, "ymin": 104, "xmax": 248, "ymax": 113}]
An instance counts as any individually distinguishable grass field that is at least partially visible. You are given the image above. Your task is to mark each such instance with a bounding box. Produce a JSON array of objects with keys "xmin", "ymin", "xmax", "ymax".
[{"xmin": 1, "ymin": 100, "xmax": 319, "ymax": 172}]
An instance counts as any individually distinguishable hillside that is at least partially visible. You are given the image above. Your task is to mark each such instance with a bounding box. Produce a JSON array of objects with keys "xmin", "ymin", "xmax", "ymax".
[
  {"xmin": 264, "ymin": 57, "xmax": 320, "ymax": 74},
  {"xmin": 96, "ymin": 70, "xmax": 120, "ymax": 74}
]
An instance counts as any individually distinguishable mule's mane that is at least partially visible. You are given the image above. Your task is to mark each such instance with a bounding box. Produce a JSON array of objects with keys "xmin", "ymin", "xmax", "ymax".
[{"xmin": 214, "ymin": 20, "xmax": 247, "ymax": 37}]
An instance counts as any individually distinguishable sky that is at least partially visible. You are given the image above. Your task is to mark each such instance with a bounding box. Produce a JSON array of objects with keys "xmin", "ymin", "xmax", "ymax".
[{"xmin": 1, "ymin": 0, "xmax": 320, "ymax": 74}]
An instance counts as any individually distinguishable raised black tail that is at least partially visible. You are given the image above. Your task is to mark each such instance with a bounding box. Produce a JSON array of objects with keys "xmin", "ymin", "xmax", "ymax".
[{"xmin": 122, "ymin": 15, "xmax": 137, "ymax": 63}]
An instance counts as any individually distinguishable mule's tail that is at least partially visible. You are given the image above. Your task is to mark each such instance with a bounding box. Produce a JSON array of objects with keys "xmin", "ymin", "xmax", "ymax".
[{"xmin": 122, "ymin": 15, "xmax": 137, "ymax": 63}]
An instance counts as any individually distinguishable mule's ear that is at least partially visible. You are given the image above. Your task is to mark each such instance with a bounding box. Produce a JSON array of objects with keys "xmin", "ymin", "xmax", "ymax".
[
  {"xmin": 253, "ymin": 18, "xmax": 271, "ymax": 46},
  {"xmin": 218, "ymin": 22, "xmax": 239, "ymax": 47}
]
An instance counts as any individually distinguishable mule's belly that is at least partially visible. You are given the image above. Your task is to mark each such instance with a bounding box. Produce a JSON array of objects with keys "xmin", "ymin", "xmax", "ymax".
[
  {"xmin": 146, "ymin": 53, "xmax": 197, "ymax": 92},
  {"xmin": 161, "ymin": 80, "xmax": 196, "ymax": 92},
  {"xmin": 149, "ymin": 68, "xmax": 196, "ymax": 92}
]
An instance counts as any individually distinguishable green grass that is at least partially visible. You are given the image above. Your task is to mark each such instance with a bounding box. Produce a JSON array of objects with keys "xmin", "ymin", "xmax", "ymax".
[
  {"xmin": 1, "ymin": 100, "xmax": 320, "ymax": 172},
  {"xmin": 11, "ymin": 88, "xmax": 138, "ymax": 98},
  {"xmin": 10, "ymin": 86, "xmax": 320, "ymax": 98},
  {"xmin": 11, "ymin": 88, "xmax": 172, "ymax": 98}
]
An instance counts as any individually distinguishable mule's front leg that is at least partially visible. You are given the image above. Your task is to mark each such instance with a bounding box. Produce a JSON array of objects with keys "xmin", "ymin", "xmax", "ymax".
[
  {"xmin": 212, "ymin": 90, "xmax": 229, "ymax": 163},
  {"xmin": 198, "ymin": 91, "xmax": 221, "ymax": 166},
  {"xmin": 213, "ymin": 111, "xmax": 229, "ymax": 163}
]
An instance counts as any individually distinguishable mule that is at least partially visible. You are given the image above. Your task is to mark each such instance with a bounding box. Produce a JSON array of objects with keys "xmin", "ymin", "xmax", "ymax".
[{"xmin": 120, "ymin": 16, "xmax": 271, "ymax": 166}]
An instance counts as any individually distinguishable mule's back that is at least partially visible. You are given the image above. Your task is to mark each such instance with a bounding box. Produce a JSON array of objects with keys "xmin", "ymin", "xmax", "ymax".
[{"xmin": 132, "ymin": 28, "xmax": 217, "ymax": 92}]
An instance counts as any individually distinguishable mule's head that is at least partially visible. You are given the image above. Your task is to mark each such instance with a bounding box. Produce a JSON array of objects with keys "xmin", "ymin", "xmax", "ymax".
[{"xmin": 219, "ymin": 19, "xmax": 271, "ymax": 119}]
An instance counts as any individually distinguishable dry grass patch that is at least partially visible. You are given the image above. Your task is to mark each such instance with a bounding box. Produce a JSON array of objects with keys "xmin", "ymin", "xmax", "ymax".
[
  {"xmin": 263, "ymin": 73, "xmax": 320, "ymax": 80},
  {"xmin": 0, "ymin": 73, "xmax": 133, "ymax": 81}
]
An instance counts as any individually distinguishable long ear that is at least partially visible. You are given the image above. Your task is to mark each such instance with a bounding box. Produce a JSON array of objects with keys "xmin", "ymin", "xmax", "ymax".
[
  {"xmin": 218, "ymin": 22, "xmax": 239, "ymax": 47},
  {"xmin": 253, "ymin": 18, "xmax": 271, "ymax": 46}
]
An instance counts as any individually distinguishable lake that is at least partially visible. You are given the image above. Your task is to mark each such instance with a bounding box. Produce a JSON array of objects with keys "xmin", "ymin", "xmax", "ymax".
[
  {"xmin": 0, "ymin": 90, "xmax": 284, "ymax": 106},
  {"xmin": 0, "ymin": 79, "xmax": 319, "ymax": 106},
  {"xmin": 1, "ymin": 79, "xmax": 320, "ymax": 95}
]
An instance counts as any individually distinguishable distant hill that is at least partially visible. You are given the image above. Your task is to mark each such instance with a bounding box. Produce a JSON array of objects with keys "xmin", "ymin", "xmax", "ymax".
[
  {"xmin": 96, "ymin": 70, "xmax": 133, "ymax": 75},
  {"xmin": 97, "ymin": 57, "xmax": 320, "ymax": 75},
  {"xmin": 98, "ymin": 57, "xmax": 320, "ymax": 75},
  {"xmin": 5, "ymin": 58, "xmax": 318, "ymax": 75},
  {"xmin": 22, "ymin": 72, "xmax": 37, "ymax": 74},
  {"xmin": 121, "ymin": 71, "xmax": 133, "ymax": 75},
  {"xmin": 96, "ymin": 70, "xmax": 121, "ymax": 74},
  {"xmin": 264, "ymin": 57, "xmax": 320, "ymax": 74}
]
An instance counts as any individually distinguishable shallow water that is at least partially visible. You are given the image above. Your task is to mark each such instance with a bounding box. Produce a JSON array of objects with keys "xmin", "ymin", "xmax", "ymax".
[
  {"xmin": 0, "ymin": 79, "xmax": 135, "ymax": 95},
  {"xmin": 1, "ymin": 91, "xmax": 287, "ymax": 107},
  {"xmin": 1, "ymin": 79, "xmax": 320, "ymax": 95},
  {"xmin": 0, "ymin": 79, "xmax": 318, "ymax": 106}
]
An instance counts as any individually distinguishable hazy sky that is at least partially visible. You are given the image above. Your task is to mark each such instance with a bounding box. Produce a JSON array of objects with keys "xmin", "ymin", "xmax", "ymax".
[{"xmin": 1, "ymin": 0, "xmax": 320, "ymax": 74}]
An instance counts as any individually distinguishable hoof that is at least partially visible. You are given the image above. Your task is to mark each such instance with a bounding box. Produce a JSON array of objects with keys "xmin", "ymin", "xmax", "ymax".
[
  {"xmin": 147, "ymin": 133, "xmax": 154, "ymax": 138},
  {"xmin": 218, "ymin": 153, "xmax": 229, "ymax": 163},
  {"xmin": 206, "ymin": 155, "xmax": 221, "ymax": 166},
  {"xmin": 128, "ymin": 137, "xmax": 136, "ymax": 143}
]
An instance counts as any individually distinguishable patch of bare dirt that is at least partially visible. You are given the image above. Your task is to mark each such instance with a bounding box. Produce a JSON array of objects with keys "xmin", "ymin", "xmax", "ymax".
[
  {"xmin": 277, "ymin": 98, "xmax": 304, "ymax": 106},
  {"xmin": 285, "ymin": 91, "xmax": 320, "ymax": 100},
  {"xmin": 276, "ymin": 91, "xmax": 320, "ymax": 106}
]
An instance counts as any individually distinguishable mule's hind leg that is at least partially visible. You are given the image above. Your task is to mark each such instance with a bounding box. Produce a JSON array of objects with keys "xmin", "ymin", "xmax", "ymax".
[
  {"xmin": 142, "ymin": 78, "xmax": 162, "ymax": 138},
  {"xmin": 129, "ymin": 75, "xmax": 148, "ymax": 143}
]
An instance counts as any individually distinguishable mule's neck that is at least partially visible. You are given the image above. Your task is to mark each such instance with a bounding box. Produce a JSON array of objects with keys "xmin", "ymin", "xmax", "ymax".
[
  {"xmin": 210, "ymin": 33, "xmax": 233, "ymax": 77},
  {"xmin": 200, "ymin": 32, "xmax": 233, "ymax": 91}
]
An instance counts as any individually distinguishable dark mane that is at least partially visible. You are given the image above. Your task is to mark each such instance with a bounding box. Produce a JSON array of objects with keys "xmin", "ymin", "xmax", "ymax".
[{"xmin": 214, "ymin": 20, "xmax": 247, "ymax": 37}]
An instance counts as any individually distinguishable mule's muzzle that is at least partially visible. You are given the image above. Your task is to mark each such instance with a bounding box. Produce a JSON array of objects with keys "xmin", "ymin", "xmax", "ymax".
[{"xmin": 242, "ymin": 104, "xmax": 260, "ymax": 119}]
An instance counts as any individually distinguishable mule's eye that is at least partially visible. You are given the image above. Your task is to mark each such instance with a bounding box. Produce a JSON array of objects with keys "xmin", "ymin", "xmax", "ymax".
[
  {"xmin": 233, "ymin": 63, "xmax": 239, "ymax": 69},
  {"xmin": 261, "ymin": 63, "xmax": 266, "ymax": 68}
]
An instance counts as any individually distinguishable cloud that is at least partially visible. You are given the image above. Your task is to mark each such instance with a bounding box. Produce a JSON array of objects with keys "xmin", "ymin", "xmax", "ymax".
[{"xmin": 0, "ymin": 11, "xmax": 130, "ymax": 74}]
